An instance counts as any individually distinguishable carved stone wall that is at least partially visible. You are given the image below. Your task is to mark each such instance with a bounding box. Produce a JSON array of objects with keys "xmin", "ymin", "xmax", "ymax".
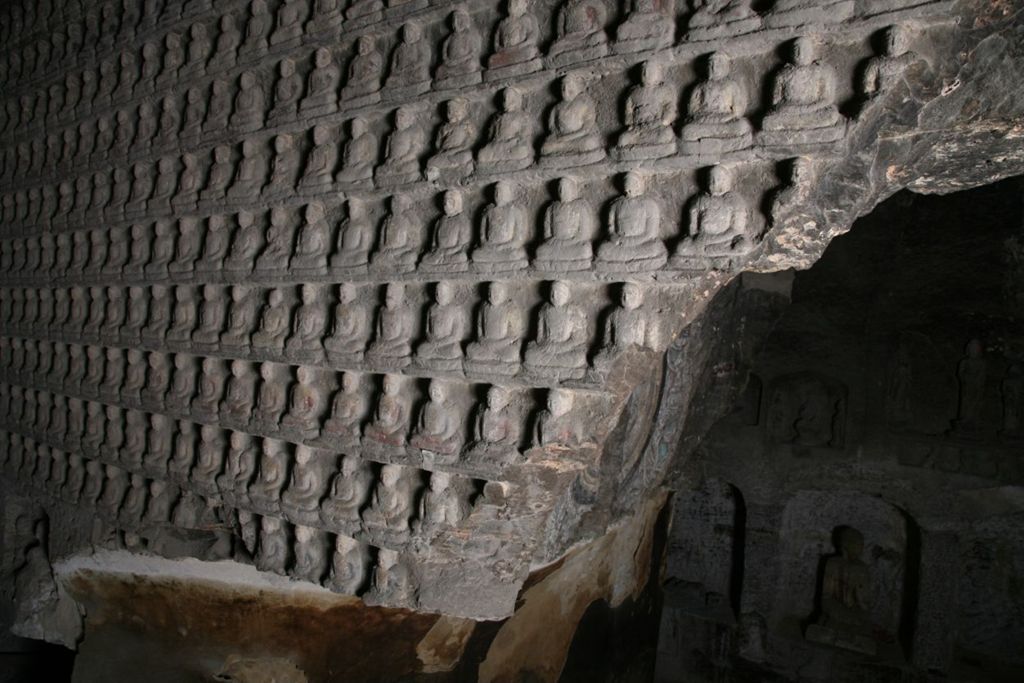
[{"xmin": 0, "ymin": 0, "xmax": 1022, "ymax": 634}]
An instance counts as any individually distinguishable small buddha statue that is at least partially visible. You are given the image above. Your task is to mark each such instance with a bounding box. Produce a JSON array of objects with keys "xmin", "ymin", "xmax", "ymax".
[
  {"xmin": 472, "ymin": 181, "xmax": 530, "ymax": 272},
  {"xmin": 282, "ymin": 450, "xmax": 328, "ymax": 524},
  {"xmin": 230, "ymin": 70, "xmax": 265, "ymax": 135},
  {"xmin": 192, "ymin": 284, "xmax": 226, "ymax": 349},
  {"xmin": 297, "ymin": 124, "xmax": 338, "ymax": 194},
  {"xmin": 330, "ymin": 198, "xmax": 372, "ymax": 271},
  {"xmin": 335, "ymin": 117, "xmax": 378, "ymax": 187},
  {"xmin": 307, "ymin": 0, "xmax": 343, "ymax": 37},
  {"xmin": 385, "ymin": 21, "xmax": 432, "ymax": 99},
  {"xmin": 426, "ymin": 97, "xmax": 477, "ymax": 182},
  {"xmin": 469, "ymin": 386, "xmax": 521, "ymax": 463},
  {"xmin": 434, "ymin": 9, "xmax": 482, "ymax": 89},
  {"xmin": 318, "ymin": 374, "xmax": 365, "ymax": 448},
  {"xmin": 614, "ymin": 0, "xmax": 674, "ymax": 53},
  {"xmin": 323, "ymin": 283, "xmax": 369, "ymax": 364},
  {"xmin": 221, "ymin": 285, "xmax": 258, "ymax": 351},
  {"xmin": 141, "ymin": 285, "xmax": 172, "ymax": 343},
  {"xmin": 375, "ymin": 105, "xmax": 427, "ymax": 187},
  {"xmin": 365, "ymin": 283, "xmax": 413, "ymax": 369},
  {"xmin": 253, "ymin": 364, "xmax": 287, "ymax": 431},
  {"xmin": 596, "ymin": 172, "xmax": 666, "ymax": 272},
  {"xmin": 326, "ymin": 536, "xmax": 366, "ymax": 594},
  {"xmin": 476, "ymin": 87, "xmax": 534, "ymax": 174},
  {"xmin": 363, "ymin": 375, "xmax": 409, "ymax": 447},
  {"xmin": 239, "ymin": 0, "xmax": 271, "ymax": 60},
  {"xmin": 256, "ymin": 516, "xmax": 289, "ymax": 574},
  {"xmin": 169, "ymin": 217, "xmax": 201, "ymax": 274},
  {"xmin": 221, "ymin": 360, "xmax": 256, "ymax": 425},
  {"xmin": 227, "ymin": 138, "xmax": 269, "ymax": 204},
  {"xmin": 534, "ymin": 388, "xmax": 581, "ymax": 447},
  {"xmin": 268, "ymin": 58, "xmax": 302, "ymax": 126},
  {"xmin": 280, "ymin": 368, "xmax": 323, "ymax": 440},
  {"xmin": 180, "ymin": 88, "xmax": 207, "ymax": 144},
  {"xmin": 534, "ymin": 177, "xmax": 594, "ymax": 272},
  {"xmin": 346, "ymin": 0, "xmax": 383, "ymax": 25},
  {"xmin": 202, "ymin": 79, "xmax": 232, "ymax": 142},
  {"xmin": 208, "ymin": 14, "xmax": 240, "ymax": 72},
  {"xmin": 255, "ymin": 207, "xmax": 294, "ymax": 273},
  {"xmin": 300, "ymin": 47, "xmax": 340, "ymax": 118},
  {"xmin": 486, "ymin": 0, "xmax": 541, "ymax": 80},
  {"xmin": 291, "ymin": 202, "xmax": 331, "ymax": 274},
  {"xmin": 680, "ymin": 52, "xmax": 752, "ymax": 154},
  {"xmin": 362, "ymin": 463, "xmax": 413, "ymax": 531},
  {"xmin": 251, "ymin": 289, "xmax": 290, "ymax": 353},
  {"xmin": 320, "ymin": 455, "xmax": 370, "ymax": 527},
  {"xmin": 416, "ymin": 471, "xmax": 468, "ymax": 532},
  {"xmin": 199, "ymin": 144, "xmax": 233, "ymax": 207},
  {"xmin": 172, "ymin": 153, "xmax": 201, "ymax": 212},
  {"xmin": 270, "ymin": 0, "xmax": 308, "ymax": 50},
  {"xmin": 367, "ymin": 548, "xmax": 414, "ymax": 605},
  {"xmin": 182, "ymin": 22, "xmax": 210, "ymax": 78},
  {"xmin": 410, "ymin": 380, "xmax": 464, "ymax": 457},
  {"xmin": 157, "ymin": 32, "xmax": 184, "ymax": 89},
  {"xmin": 593, "ymin": 282, "xmax": 658, "ymax": 372},
  {"xmin": 192, "ymin": 424, "xmax": 227, "ymax": 495},
  {"xmin": 142, "ymin": 352, "xmax": 171, "ymax": 406},
  {"xmin": 370, "ymin": 194, "xmax": 420, "ymax": 273},
  {"xmin": 616, "ymin": 60, "xmax": 677, "ymax": 160},
  {"xmin": 415, "ymin": 282, "xmax": 465, "ymax": 371},
  {"xmin": 195, "ymin": 215, "xmax": 231, "ymax": 273},
  {"xmin": 421, "ymin": 190, "xmax": 472, "ymax": 274},
  {"xmin": 191, "ymin": 357, "xmax": 225, "ymax": 420},
  {"xmin": 673, "ymin": 165, "xmax": 754, "ymax": 258},
  {"xmin": 760, "ymin": 36, "xmax": 845, "ymax": 146},
  {"xmin": 341, "ymin": 35, "xmax": 384, "ymax": 108},
  {"xmin": 861, "ymin": 25, "xmax": 918, "ymax": 102},
  {"xmin": 548, "ymin": 0, "xmax": 609, "ymax": 67},
  {"xmin": 263, "ymin": 134, "xmax": 301, "ymax": 201},
  {"xmin": 464, "ymin": 282, "xmax": 523, "ymax": 376},
  {"xmin": 686, "ymin": 0, "xmax": 761, "ymax": 41},
  {"xmin": 165, "ymin": 354, "xmax": 197, "ymax": 412},
  {"xmin": 286, "ymin": 285, "xmax": 327, "ymax": 361},
  {"xmin": 524, "ymin": 281, "xmax": 589, "ymax": 381},
  {"xmin": 166, "ymin": 286, "xmax": 197, "ymax": 345},
  {"xmin": 225, "ymin": 211, "xmax": 264, "ymax": 273},
  {"xmin": 804, "ymin": 527, "xmax": 876, "ymax": 655},
  {"xmin": 769, "ymin": 157, "xmax": 813, "ymax": 228},
  {"xmin": 292, "ymin": 525, "xmax": 328, "ymax": 582}
]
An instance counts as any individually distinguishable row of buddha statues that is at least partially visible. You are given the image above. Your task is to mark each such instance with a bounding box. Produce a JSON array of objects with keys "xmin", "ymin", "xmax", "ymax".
[
  {"xmin": 0, "ymin": 276, "xmax": 657, "ymax": 383},
  {"xmin": 0, "ymin": 429, "xmax": 473, "ymax": 606},
  {"xmin": 1, "ymin": 23, "xmax": 920, "ymax": 192},
  {"xmin": 0, "ymin": 167, "xmax": 782, "ymax": 281}
]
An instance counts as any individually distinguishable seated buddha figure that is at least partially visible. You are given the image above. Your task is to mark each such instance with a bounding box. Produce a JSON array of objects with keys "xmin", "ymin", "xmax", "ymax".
[
  {"xmin": 680, "ymin": 52, "xmax": 752, "ymax": 154},
  {"xmin": 434, "ymin": 9, "xmax": 482, "ymax": 90},
  {"xmin": 330, "ymin": 198, "xmax": 373, "ymax": 271},
  {"xmin": 524, "ymin": 281, "xmax": 589, "ymax": 381},
  {"xmin": 476, "ymin": 87, "xmax": 534, "ymax": 174},
  {"xmin": 363, "ymin": 375, "xmax": 409, "ymax": 448},
  {"xmin": 592, "ymin": 282, "xmax": 658, "ymax": 373},
  {"xmin": 410, "ymin": 380, "xmax": 464, "ymax": 457},
  {"xmin": 534, "ymin": 177, "xmax": 594, "ymax": 272},
  {"xmin": 280, "ymin": 367, "xmax": 323, "ymax": 440},
  {"xmin": 364, "ymin": 283, "xmax": 413, "ymax": 370},
  {"xmin": 595, "ymin": 172, "xmax": 666, "ymax": 272},
  {"xmin": 540, "ymin": 73, "xmax": 605, "ymax": 168},
  {"xmin": 299, "ymin": 47, "xmax": 340, "ymax": 119},
  {"xmin": 420, "ymin": 190, "xmax": 471, "ymax": 274},
  {"xmin": 468, "ymin": 386, "xmax": 521, "ymax": 464},
  {"xmin": 285, "ymin": 283, "xmax": 326, "ymax": 361},
  {"xmin": 335, "ymin": 117, "xmax": 377, "ymax": 188},
  {"xmin": 464, "ymin": 282, "xmax": 523, "ymax": 377},
  {"xmin": 614, "ymin": 0, "xmax": 674, "ymax": 54},
  {"xmin": 384, "ymin": 21, "xmax": 431, "ymax": 100},
  {"xmin": 615, "ymin": 60, "xmax": 677, "ymax": 161},
  {"xmin": 318, "ymin": 373, "xmax": 365, "ymax": 449},
  {"xmin": 375, "ymin": 105, "xmax": 426, "ymax": 188},
  {"xmin": 486, "ymin": 0, "xmax": 541, "ymax": 80},
  {"xmin": 472, "ymin": 181, "xmax": 529, "ymax": 273},
  {"xmin": 415, "ymin": 282, "xmax": 466, "ymax": 372},
  {"xmin": 320, "ymin": 455, "xmax": 371, "ymax": 528},
  {"xmin": 341, "ymin": 35, "xmax": 384, "ymax": 108},
  {"xmin": 290, "ymin": 202, "xmax": 331, "ymax": 274},
  {"xmin": 323, "ymin": 283, "xmax": 369, "ymax": 365},
  {"xmin": 370, "ymin": 195, "xmax": 420, "ymax": 273},
  {"xmin": 673, "ymin": 165, "xmax": 753, "ymax": 259},
  {"xmin": 760, "ymin": 37, "xmax": 844, "ymax": 146},
  {"xmin": 547, "ymin": 0, "xmax": 609, "ymax": 67},
  {"xmin": 362, "ymin": 464, "xmax": 414, "ymax": 535},
  {"xmin": 425, "ymin": 98, "xmax": 476, "ymax": 182}
]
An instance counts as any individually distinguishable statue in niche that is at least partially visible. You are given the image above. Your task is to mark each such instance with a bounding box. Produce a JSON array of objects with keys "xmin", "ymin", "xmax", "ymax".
[
  {"xmin": 327, "ymin": 536, "xmax": 366, "ymax": 594},
  {"xmin": 615, "ymin": 0, "xmax": 674, "ymax": 53},
  {"xmin": 386, "ymin": 22, "xmax": 432, "ymax": 99},
  {"xmin": 270, "ymin": 0, "xmax": 309, "ymax": 50},
  {"xmin": 336, "ymin": 117, "xmax": 378, "ymax": 187},
  {"xmin": 371, "ymin": 194, "xmax": 420, "ymax": 273},
  {"xmin": 549, "ymin": 0, "xmax": 610, "ymax": 68},
  {"xmin": 113, "ymin": 110, "xmax": 136, "ymax": 157},
  {"xmin": 686, "ymin": 0, "xmax": 760, "ymax": 41},
  {"xmin": 376, "ymin": 106, "xmax": 427, "ymax": 187},
  {"xmin": 250, "ymin": 440, "xmax": 289, "ymax": 512},
  {"xmin": 680, "ymin": 52, "xmax": 752, "ymax": 154},
  {"xmin": 298, "ymin": 125, "xmax": 338, "ymax": 193},
  {"xmin": 256, "ymin": 516, "xmax": 289, "ymax": 574},
  {"xmin": 469, "ymin": 386, "xmax": 521, "ymax": 462},
  {"xmin": 240, "ymin": 0, "xmax": 271, "ymax": 60},
  {"xmin": 99, "ymin": 465, "xmax": 129, "ymax": 519},
  {"xmin": 231, "ymin": 71, "xmax": 266, "ymax": 134},
  {"xmin": 228, "ymin": 139, "xmax": 269, "ymax": 204},
  {"xmin": 342, "ymin": 35, "xmax": 384, "ymax": 107},
  {"xmin": 269, "ymin": 58, "xmax": 302, "ymax": 126},
  {"xmin": 146, "ymin": 480, "xmax": 175, "ymax": 525},
  {"xmin": 291, "ymin": 203, "xmax": 331, "ymax": 274},
  {"xmin": 365, "ymin": 283, "xmax": 414, "ymax": 369},
  {"xmin": 953, "ymin": 339, "xmax": 988, "ymax": 435},
  {"xmin": 369, "ymin": 550, "xmax": 415, "ymax": 605},
  {"xmin": 157, "ymin": 32, "xmax": 184, "ymax": 89},
  {"xmin": 765, "ymin": 0, "xmax": 853, "ymax": 29},
  {"xmin": 251, "ymin": 289, "xmax": 290, "ymax": 352},
  {"xmin": 805, "ymin": 527, "xmax": 876, "ymax": 655},
  {"xmin": 426, "ymin": 98, "xmax": 477, "ymax": 182},
  {"xmin": 292, "ymin": 526, "xmax": 328, "ymax": 582},
  {"xmin": 199, "ymin": 145, "xmax": 233, "ymax": 207},
  {"xmin": 307, "ymin": 0, "xmax": 343, "ymax": 36},
  {"xmin": 182, "ymin": 22, "xmax": 210, "ymax": 78},
  {"xmin": 142, "ymin": 352, "xmax": 171, "ymax": 407},
  {"xmin": 280, "ymin": 368, "xmax": 323, "ymax": 438},
  {"xmin": 142, "ymin": 285, "xmax": 172, "ymax": 343},
  {"xmin": 416, "ymin": 471, "xmax": 468, "ymax": 532},
  {"xmin": 203, "ymin": 78, "xmax": 233, "ymax": 142},
  {"xmin": 264, "ymin": 134, "xmax": 300, "ymax": 201},
  {"xmin": 172, "ymin": 153, "xmax": 201, "ymax": 212},
  {"xmin": 65, "ymin": 454, "xmax": 86, "ymax": 503},
  {"xmin": 81, "ymin": 460, "xmax": 105, "ymax": 506},
  {"xmin": 196, "ymin": 215, "xmax": 231, "ymax": 273},
  {"xmin": 593, "ymin": 283, "xmax": 658, "ymax": 370},
  {"xmin": 149, "ymin": 158, "xmax": 179, "ymax": 214},
  {"xmin": 321, "ymin": 455, "xmax": 371, "ymax": 526},
  {"xmin": 97, "ymin": 58, "xmax": 117, "ymax": 106},
  {"xmin": 486, "ymin": 0, "xmax": 541, "ymax": 80},
  {"xmin": 126, "ymin": 163, "xmax": 155, "ymax": 219},
  {"xmin": 766, "ymin": 372, "xmax": 846, "ymax": 448},
  {"xmin": 477, "ymin": 87, "xmax": 534, "ymax": 174},
  {"xmin": 253, "ymin": 365, "xmax": 287, "ymax": 431},
  {"xmin": 116, "ymin": 50, "xmax": 139, "ymax": 100},
  {"xmin": 769, "ymin": 157, "xmax": 813, "ymax": 227},
  {"xmin": 192, "ymin": 357, "xmax": 225, "ymax": 420},
  {"xmin": 167, "ymin": 286, "xmax": 199, "ymax": 344},
  {"xmin": 473, "ymin": 181, "xmax": 529, "ymax": 272},
  {"xmin": 209, "ymin": 14, "xmax": 240, "ymax": 72},
  {"xmin": 220, "ymin": 431, "xmax": 258, "ymax": 503},
  {"xmin": 415, "ymin": 282, "xmax": 466, "ymax": 371},
  {"xmin": 363, "ymin": 464, "xmax": 414, "ymax": 532},
  {"xmin": 286, "ymin": 284, "xmax": 327, "ymax": 360},
  {"xmin": 616, "ymin": 61, "xmax": 677, "ymax": 161},
  {"xmin": 596, "ymin": 172, "xmax": 666, "ymax": 272},
  {"xmin": 861, "ymin": 25, "xmax": 918, "ymax": 102},
  {"xmin": 524, "ymin": 281, "xmax": 589, "ymax": 381},
  {"xmin": 364, "ymin": 375, "xmax": 409, "ymax": 447},
  {"xmin": 282, "ymin": 446, "xmax": 326, "ymax": 523},
  {"xmin": 222, "ymin": 360, "xmax": 256, "ymax": 424},
  {"xmin": 541, "ymin": 73, "xmax": 605, "ymax": 167},
  {"xmin": 122, "ymin": 349, "xmax": 146, "ymax": 404},
  {"xmin": 761, "ymin": 37, "xmax": 844, "ymax": 146},
  {"xmin": 225, "ymin": 211, "xmax": 264, "ymax": 273},
  {"xmin": 535, "ymin": 388, "xmax": 581, "ymax": 447},
  {"xmin": 411, "ymin": 380, "xmax": 464, "ymax": 457},
  {"xmin": 331, "ymin": 199, "xmax": 373, "ymax": 270},
  {"xmin": 192, "ymin": 285, "xmax": 226, "ymax": 349},
  {"xmin": 324, "ymin": 283, "xmax": 369, "ymax": 364},
  {"xmin": 124, "ymin": 288, "xmax": 148, "ymax": 341},
  {"xmin": 256, "ymin": 208, "xmax": 295, "ymax": 273},
  {"xmin": 301, "ymin": 48, "xmax": 340, "ymax": 118},
  {"xmin": 180, "ymin": 88, "xmax": 206, "ymax": 144},
  {"xmin": 165, "ymin": 354, "xmax": 197, "ymax": 412},
  {"xmin": 674, "ymin": 165, "xmax": 753, "ymax": 258},
  {"xmin": 140, "ymin": 41, "xmax": 161, "ymax": 88},
  {"xmin": 421, "ymin": 190, "xmax": 472, "ymax": 273},
  {"xmin": 435, "ymin": 9, "xmax": 482, "ymax": 89},
  {"xmin": 465, "ymin": 282, "xmax": 523, "ymax": 376},
  {"xmin": 221, "ymin": 285, "xmax": 258, "ymax": 351},
  {"xmin": 319, "ymin": 374, "xmax": 365, "ymax": 448},
  {"xmin": 1002, "ymin": 364, "xmax": 1024, "ymax": 440}
]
